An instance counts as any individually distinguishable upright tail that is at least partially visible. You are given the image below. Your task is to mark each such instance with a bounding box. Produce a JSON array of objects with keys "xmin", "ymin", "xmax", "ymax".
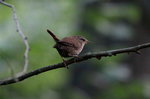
[{"xmin": 47, "ymin": 29, "xmax": 60, "ymax": 42}]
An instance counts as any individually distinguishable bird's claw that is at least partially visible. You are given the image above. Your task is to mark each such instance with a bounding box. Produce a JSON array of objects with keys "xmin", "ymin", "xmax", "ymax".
[{"xmin": 62, "ymin": 59, "xmax": 69, "ymax": 69}]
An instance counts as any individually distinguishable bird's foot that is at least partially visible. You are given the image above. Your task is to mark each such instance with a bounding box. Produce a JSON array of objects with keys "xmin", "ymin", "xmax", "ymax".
[
  {"xmin": 73, "ymin": 55, "xmax": 79, "ymax": 63},
  {"xmin": 62, "ymin": 59, "xmax": 69, "ymax": 69}
]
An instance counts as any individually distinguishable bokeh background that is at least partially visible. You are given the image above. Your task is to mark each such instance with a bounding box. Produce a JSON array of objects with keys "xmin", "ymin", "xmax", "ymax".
[{"xmin": 0, "ymin": 0, "xmax": 150, "ymax": 99}]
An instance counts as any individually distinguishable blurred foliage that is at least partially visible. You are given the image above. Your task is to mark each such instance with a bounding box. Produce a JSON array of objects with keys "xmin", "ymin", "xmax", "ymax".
[{"xmin": 0, "ymin": 0, "xmax": 150, "ymax": 99}]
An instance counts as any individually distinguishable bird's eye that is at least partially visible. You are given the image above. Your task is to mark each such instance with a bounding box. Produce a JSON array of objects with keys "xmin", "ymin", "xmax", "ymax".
[{"xmin": 80, "ymin": 38, "xmax": 86, "ymax": 41}]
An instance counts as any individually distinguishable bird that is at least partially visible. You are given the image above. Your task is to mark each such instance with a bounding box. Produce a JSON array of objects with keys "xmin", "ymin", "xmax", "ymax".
[{"xmin": 47, "ymin": 29, "xmax": 88, "ymax": 68}]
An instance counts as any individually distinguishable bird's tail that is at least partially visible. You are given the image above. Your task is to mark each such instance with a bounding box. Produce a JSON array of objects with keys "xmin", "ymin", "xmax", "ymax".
[{"xmin": 47, "ymin": 29, "xmax": 60, "ymax": 42}]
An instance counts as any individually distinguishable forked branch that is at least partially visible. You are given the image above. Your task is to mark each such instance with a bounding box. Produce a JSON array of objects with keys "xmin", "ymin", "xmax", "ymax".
[{"xmin": 0, "ymin": 1, "xmax": 30, "ymax": 73}]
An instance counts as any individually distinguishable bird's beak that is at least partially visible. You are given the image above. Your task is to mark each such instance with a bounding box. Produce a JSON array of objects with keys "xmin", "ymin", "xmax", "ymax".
[
  {"xmin": 86, "ymin": 40, "xmax": 90, "ymax": 44},
  {"xmin": 86, "ymin": 40, "xmax": 94, "ymax": 44}
]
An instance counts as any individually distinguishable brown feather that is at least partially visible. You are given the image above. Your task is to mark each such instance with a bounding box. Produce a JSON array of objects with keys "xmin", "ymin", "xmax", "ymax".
[{"xmin": 47, "ymin": 29, "xmax": 60, "ymax": 42}]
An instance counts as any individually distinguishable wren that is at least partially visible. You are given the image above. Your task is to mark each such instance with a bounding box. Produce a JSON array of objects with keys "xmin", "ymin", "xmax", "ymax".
[{"xmin": 47, "ymin": 29, "xmax": 88, "ymax": 68}]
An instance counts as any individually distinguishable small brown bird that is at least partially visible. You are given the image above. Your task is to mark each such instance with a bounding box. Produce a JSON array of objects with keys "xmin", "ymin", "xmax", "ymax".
[{"xmin": 47, "ymin": 29, "xmax": 88, "ymax": 68}]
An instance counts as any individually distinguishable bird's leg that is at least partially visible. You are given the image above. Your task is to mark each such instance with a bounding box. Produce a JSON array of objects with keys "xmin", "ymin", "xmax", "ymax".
[
  {"xmin": 73, "ymin": 55, "xmax": 79, "ymax": 63},
  {"xmin": 68, "ymin": 53, "xmax": 79, "ymax": 63},
  {"xmin": 56, "ymin": 50, "xmax": 69, "ymax": 69},
  {"xmin": 60, "ymin": 56, "xmax": 69, "ymax": 69}
]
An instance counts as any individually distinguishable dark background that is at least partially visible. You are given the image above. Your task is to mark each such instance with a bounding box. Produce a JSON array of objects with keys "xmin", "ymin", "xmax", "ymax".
[{"xmin": 0, "ymin": 0, "xmax": 150, "ymax": 99}]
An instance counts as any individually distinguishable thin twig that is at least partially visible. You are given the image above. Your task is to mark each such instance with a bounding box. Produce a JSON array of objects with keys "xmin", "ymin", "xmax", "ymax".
[
  {"xmin": 0, "ymin": 1, "xmax": 30, "ymax": 74},
  {"xmin": 0, "ymin": 42, "xmax": 150, "ymax": 86}
]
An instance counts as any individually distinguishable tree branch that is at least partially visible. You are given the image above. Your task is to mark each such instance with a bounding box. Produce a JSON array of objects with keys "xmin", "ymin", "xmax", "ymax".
[
  {"xmin": 0, "ymin": 1, "xmax": 30, "ymax": 73},
  {"xmin": 0, "ymin": 42, "xmax": 150, "ymax": 86}
]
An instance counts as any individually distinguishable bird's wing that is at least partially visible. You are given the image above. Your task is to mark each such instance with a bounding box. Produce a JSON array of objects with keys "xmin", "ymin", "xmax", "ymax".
[
  {"xmin": 59, "ymin": 37, "xmax": 81, "ymax": 48},
  {"xmin": 57, "ymin": 41, "xmax": 76, "ymax": 48}
]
